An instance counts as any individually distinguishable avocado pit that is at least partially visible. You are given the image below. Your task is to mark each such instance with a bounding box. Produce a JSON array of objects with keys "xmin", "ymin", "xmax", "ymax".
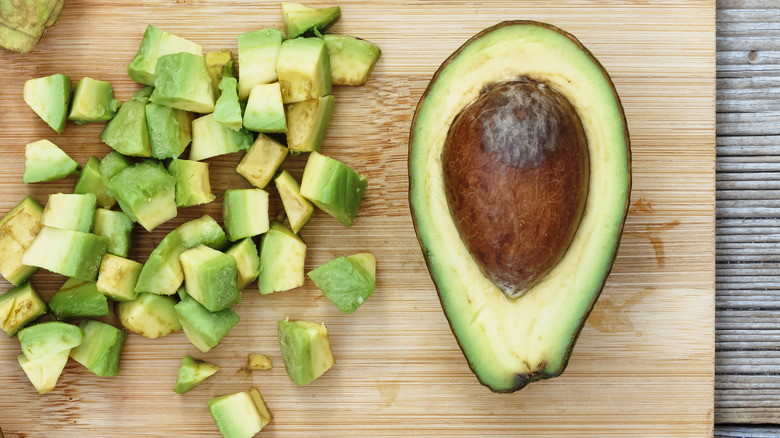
[{"xmin": 442, "ymin": 79, "xmax": 589, "ymax": 299}]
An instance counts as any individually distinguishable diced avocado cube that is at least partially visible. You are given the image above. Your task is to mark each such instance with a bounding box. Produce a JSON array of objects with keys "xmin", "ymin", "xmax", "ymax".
[
  {"xmin": 135, "ymin": 230, "xmax": 185, "ymax": 296},
  {"xmin": 23, "ymin": 139, "xmax": 79, "ymax": 183},
  {"xmin": 176, "ymin": 215, "xmax": 228, "ymax": 250},
  {"xmin": 74, "ymin": 156, "xmax": 116, "ymax": 209},
  {"xmin": 117, "ymin": 293, "xmax": 182, "ymax": 338},
  {"xmin": 174, "ymin": 289, "xmax": 239, "ymax": 353},
  {"xmin": 100, "ymin": 99, "xmax": 152, "ymax": 157},
  {"xmin": 277, "ymin": 37, "xmax": 331, "ymax": 104},
  {"xmin": 237, "ymin": 28, "xmax": 283, "ymax": 100},
  {"xmin": 247, "ymin": 353, "xmax": 272, "ymax": 370},
  {"xmin": 243, "ymin": 82, "xmax": 286, "ymax": 133},
  {"xmin": 258, "ymin": 222, "xmax": 306, "ymax": 294},
  {"xmin": 226, "ymin": 238, "xmax": 260, "ymax": 290},
  {"xmin": 209, "ymin": 387, "xmax": 273, "ymax": 438},
  {"xmin": 150, "ymin": 52, "xmax": 215, "ymax": 113},
  {"xmin": 189, "ymin": 113, "xmax": 253, "ymax": 161},
  {"xmin": 167, "ymin": 159, "xmax": 215, "ymax": 208},
  {"xmin": 127, "ymin": 25, "xmax": 203, "ymax": 86},
  {"xmin": 308, "ymin": 253, "xmax": 376, "ymax": 314},
  {"xmin": 281, "ymin": 2, "xmax": 340, "ymax": 39},
  {"xmin": 92, "ymin": 208, "xmax": 134, "ymax": 258},
  {"xmin": 174, "ymin": 355, "xmax": 219, "ymax": 394},
  {"xmin": 49, "ymin": 278, "xmax": 110, "ymax": 321},
  {"xmin": 223, "ymin": 189, "xmax": 270, "ymax": 242},
  {"xmin": 41, "ymin": 192, "xmax": 97, "ymax": 233},
  {"xmin": 275, "ymin": 170, "xmax": 313, "ymax": 234},
  {"xmin": 0, "ymin": 282, "xmax": 47, "ymax": 336},
  {"xmin": 67, "ymin": 77, "xmax": 121, "ymax": 123},
  {"xmin": 23, "ymin": 73, "xmax": 71, "ymax": 133},
  {"xmin": 96, "ymin": 254, "xmax": 142, "ymax": 302},
  {"xmin": 146, "ymin": 103, "xmax": 194, "ymax": 160},
  {"xmin": 69, "ymin": 319, "xmax": 126, "ymax": 377},
  {"xmin": 213, "ymin": 77, "xmax": 243, "ymax": 131},
  {"xmin": 323, "ymin": 34, "xmax": 381, "ymax": 86},
  {"xmin": 99, "ymin": 151, "xmax": 133, "ymax": 186},
  {"xmin": 285, "ymin": 94, "xmax": 334, "ymax": 154},
  {"xmin": 22, "ymin": 226, "xmax": 109, "ymax": 281},
  {"xmin": 0, "ymin": 197, "xmax": 44, "ymax": 286},
  {"xmin": 205, "ymin": 49, "xmax": 235, "ymax": 90},
  {"xmin": 0, "ymin": 0, "xmax": 62, "ymax": 53},
  {"xmin": 18, "ymin": 321, "xmax": 84, "ymax": 360},
  {"xmin": 180, "ymin": 245, "xmax": 240, "ymax": 312},
  {"xmin": 277, "ymin": 319, "xmax": 334, "ymax": 385},
  {"xmin": 300, "ymin": 151, "xmax": 367, "ymax": 227},
  {"xmin": 236, "ymin": 134, "xmax": 288, "ymax": 190},
  {"xmin": 132, "ymin": 86, "xmax": 154, "ymax": 103},
  {"xmin": 105, "ymin": 160, "xmax": 177, "ymax": 232},
  {"xmin": 17, "ymin": 348, "xmax": 69, "ymax": 394}
]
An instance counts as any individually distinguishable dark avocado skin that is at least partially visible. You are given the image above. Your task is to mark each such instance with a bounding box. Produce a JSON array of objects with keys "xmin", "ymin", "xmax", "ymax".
[{"xmin": 408, "ymin": 21, "xmax": 631, "ymax": 392}]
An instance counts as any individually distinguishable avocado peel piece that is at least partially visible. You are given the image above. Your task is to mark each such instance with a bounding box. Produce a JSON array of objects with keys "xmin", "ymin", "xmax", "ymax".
[{"xmin": 409, "ymin": 21, "xmax": 631, "ymax": 392}]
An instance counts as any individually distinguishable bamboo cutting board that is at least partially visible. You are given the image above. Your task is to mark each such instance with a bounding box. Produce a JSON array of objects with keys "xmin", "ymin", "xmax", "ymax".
[{"xmin": 0, "ymin": 1, "xmax": 715, "ymax": 436}]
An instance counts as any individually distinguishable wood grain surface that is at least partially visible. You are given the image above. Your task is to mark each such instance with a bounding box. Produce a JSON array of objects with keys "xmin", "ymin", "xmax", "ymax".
[{"xmin": 0, "ymin": 1, "xmax": 715, "ymax": 436}]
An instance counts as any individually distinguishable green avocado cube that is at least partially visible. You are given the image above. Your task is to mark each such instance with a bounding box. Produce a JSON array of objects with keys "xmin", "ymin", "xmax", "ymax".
[
  {"xmin": 99, "ymin": 151, "xmax": 133, "ymax": 186},
  {"xmin": 275, "ymin": 170, "xmax": 313, "ymax": 234},
  {"xmin": 205, "ymin": 49, "xmax": 235, "ymax": 90},
  {"xmin": 277, "ymin": 37, "xmax": 331, "ymax": 104},
  {"xmin": 74, "ymin": 156, "xmax": 116, "ymax": 209},
  {"xmin": 106, "ymin": 160, "xmax": 177, "ymax": 232},
  {"xmin": 69, "ymin": 320, "xmax": 127, "ymax": 377},
  {"xmin": 226, "ymin": 238, "xmax": 260, "ymax": 290},
  {"xmin": 117, "ymin": 293, "xmax": 181, "ymax": 338},
  {"xmin": 49, "ymin": 278, "xmax": 110, "ymax": 321},
  {"xmin": 285, "ymin": 94, "xmax": 334, "ymax": 154},
  {"xmin": 323, "ymin": 34, "xmax": 381, "ymax": 86},
  {"xmin": 0, "ymin": 282, "xmax": 47, "ymax": 336},
  {"xmin": 277, "ymin": 319, "xmax": 334, "ymax": 385},
  {"xmin": 17, "ymin": 348, "xmax": 70, "ymax": 394},
  {"xmin": 146, "ymin": 103, "xmax": 194, "ymax": 160},
  {"xmin": 167, "ymin": 159, "xmax": 215, "ymax": 208},
  {"xmin": 189, "ymin": 113, "xmax": 253, "ymax": 161},
  {"xmin": 150, "ymin": 52, "xmax": 215, "ymax": 114},
  {"xmin": 176, "ymin": 215, "xmax": 228, "ymax": 250},
  {"xmin": 41, "ymin": 193, "xmax": 97, "ymax": 233},
  {"xmin": 0, "ymin": 0, "xmax": 63, "ymax": 53},
  {"xmin": 213, "ymin": 77, "xmax": 243, "ymax": 131},
  {"xmin": 223, "ymin": 189, "xmax": 270, "ymax": 242},
  {"xmin": 281, "ymin": 2, "xmax": 340, "ymax": 39},
  {"xmin": 127, "ymin": 25, "xmax": 203, "ymax": 86},
  {"xmin": 96, "ymin": 254, "xmax": 142, "ymax": 302},
  {"xmin": 258, "ymin": 222, "xmax": 306, "ymax": 294},
  {"xmin": 23, "ymin": 139, "xmax": 79, "ymax": 183},
  {"xmin": 174, "ymin": 355, "xmax": 219, "ymax": 394},
  {"xmin": 92, "ymin": 208, "xmax": 133, "ymax": 258},
  {"xmin": 135, "ymin": 230, "xmax": 185, "ymax": 296},
  {"xmin": 243, "ymin": 82, "xmax": 286, "ymax": 133},
  {"xmin": 236, "ymin": 134, "xmax": 288, "ymax": 190},
  {"xmin": 132, "ymin": 86, "xmax": 154, "ymax": 103},
  {"xmin": 23, "ymin": 74, "xmax": 71, "ymax": 133},
  {"xmin": 175, "ymin": 289, "xmax": 239, "ymax": 353},
  {"xmin": 300, "ymin": 151, "xmax": 367, "ymax": 227},
  {"xmin": 237, "ymin": 28, "xmax": 283, "ymax": 99},
  {"xmin": 180, "ymin": 245, "xmax": 240, "ymax": 312},
  {"xmin": 22, "ymin": 226, "xmax": 109, "ymax": 281},
  {"xmin": 67, "ymin": 77, "xmax": 121, "ymax": 123},
  {"xmin": 18, "ymin": 321, "xmax": 84, "ymax": 360},
  {"xmin": 308, "ymin": 253, "xmax": 376, "ymax": 314},
  {"xmin": 100, "ymin": 99, "xmax": 152, "ymax": 157},
  {"xmin": 208, "ymin": 387, "xmax": 273, "ymax": 438},
  {"xmin": 0, "ymin": 197, "xmax": 43, "ymax": 286}
]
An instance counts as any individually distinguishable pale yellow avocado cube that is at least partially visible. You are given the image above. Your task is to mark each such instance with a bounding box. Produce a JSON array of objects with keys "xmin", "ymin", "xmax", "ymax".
[{"xmin": 96, "ymin": 254, "xmax": 142, "ymax": 301}]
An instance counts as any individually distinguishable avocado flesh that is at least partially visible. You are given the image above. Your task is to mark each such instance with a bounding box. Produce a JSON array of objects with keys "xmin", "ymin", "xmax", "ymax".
[
  {"xmin": 74, "ymin": 157, "xmax": 117, "ymax": 209},
  {"xmin": 409, "ymin": 21, "xmax": 630, "ymax": 392},
  {"xmin": 0, "ymin": 197, "xmax": 43, "ymax": 286},
  {"xmin": 23, "ymin": 139, "xmax": 79, "ymax": 183},
  {"xmin": 49, "ymin": 278, "xmax": 110, "ymax": 321},
  {"xmin": 174, "ymin": 355, "xmax": 219, "ymax": 394}
]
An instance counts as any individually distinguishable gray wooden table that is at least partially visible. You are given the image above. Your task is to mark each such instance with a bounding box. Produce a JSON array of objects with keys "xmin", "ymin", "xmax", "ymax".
[{"xmin": 717, "ymin": 0, "xmax": 780, "ymax": 436}]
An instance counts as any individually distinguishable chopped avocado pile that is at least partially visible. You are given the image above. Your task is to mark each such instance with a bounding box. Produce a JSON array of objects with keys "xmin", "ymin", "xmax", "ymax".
[{"xmin": 2, "ymin": 2, "xmax": 383, "ymax": 434}]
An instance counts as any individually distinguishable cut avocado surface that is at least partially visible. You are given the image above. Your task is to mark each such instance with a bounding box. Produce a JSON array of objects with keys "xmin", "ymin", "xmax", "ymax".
[
  {"xmin": 275, "ymin": 170, "xmax": 313, "ymax": 234},
  {"xmin": 150, "ymin": 52, "xmax": 215, "ymax": 114},
  {"xmin": 146, "ymin": 103, "xmax": 193, "ymax": 160},
  {"xmin": 175, "ymin": 289, "xmax": 239, "ymax": 353},
  {"xmin": 0, "ymin": 282, "xmax": 47, "ymax": 336},
  {"xmin": 237, "ymin": 28, "xmax": 283, "ymax": 100},
  {"xmin": 323, "ymin": 34, "xmax": 381, "ymax": 86},
  {"xmin": 74, "ymin": 156, "xmax": 116, "ymax": 209},
  {"xmin": 308, "ymin": 253, "xmax": 375, "ymax": 314},
  {"xmin": 69, "ymin": 319, "xmax": 127, "ymax": 377},
  {"xmin": 277, "ymin": 37, "xmax": 332, "ymax": 104},
  {"xmin": 277, "ymin": 319, "xmax": 334, "ymax": 385},
  {"xmin": 22, "ymin": 226, "xmax": 109, "ymax": 281},
  {"xmin": 208, "ymin": 387, "xmax": 272, "ymax": 438},
  {"xmin": 105, "ymin": 160, "xmax": 177, "ymax": 232},
  {"xmin": 258, "ymin": 222, "xmax": 306, "ymax": 294},
  {"xmin": 23, "ymin": 74, "xmax": 71, "ymax": 133},
  {"xmin": 23, "ymin": 139, "xmax": 79, "ymax": 183},
  {"xmin": 40, "ymin": 192, "xmax": 96, "ymax": 233},
  {"xmin": 174, "ymin": 355, "xmax": 219, "ymax": 394},
  {"xmin": 127, "ymin": 25, "xmax": 203, "ymax": 86},
  {"xmin": 300, "ymin": 151, "xmax": 367, "ymax": 227},
  {"xmin": 0, "ymin": 197, "xmax": 44, "ymax": 286},
  {"xmin": 92, "ymin": 208, "xmax": 133, "ymax": 258},
  {"xmin": 409, "ymin": 21, "xmax": 630, "ymax": 392},
  {"xmin": 49, "ymin": 278, "xmax": 110, "ymax": 321},
  {"xmin": 281, "ymin": 2, "xmax": 340, "ymax": 39},
  {"xmin": 100, "ymin": 99, "xmax": 152, "ymax": 157},
  {"xmin": 67, "ymin": 77, "xmax": 121, "ymax": 123},
  {"xmin": 117, "ymin": 293, "xmax": 181, "ymax": 338},
  {"xmin": 285, "ymin": 94, "xmax": 333, "ymax": 154}
]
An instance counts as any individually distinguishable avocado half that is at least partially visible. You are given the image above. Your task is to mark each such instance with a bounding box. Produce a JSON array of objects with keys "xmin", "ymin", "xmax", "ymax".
[{"xmin": 409, "ymin": 21, "xmax": 631, "ymax": 392}]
